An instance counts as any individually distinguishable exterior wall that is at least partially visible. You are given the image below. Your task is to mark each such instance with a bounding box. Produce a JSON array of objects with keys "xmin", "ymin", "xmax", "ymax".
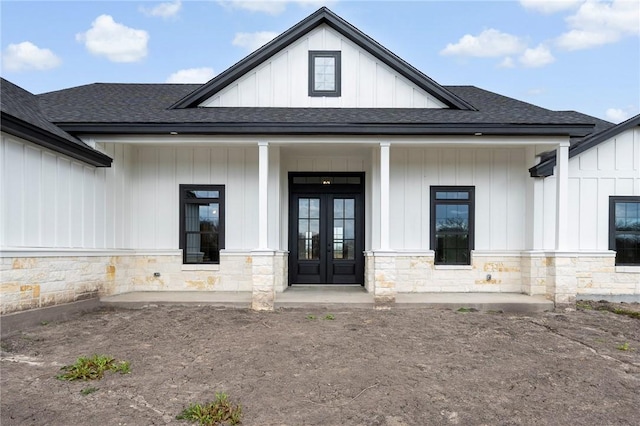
[
  {"xmin": 1, "ymin": 133, "xmax": 134, "ymax": 249},
  {"xmin": 128, "ymin": 144, "xmax": 260, "ymax": 251},
  {"xmin": 200, "ymin": 24, "xmax": 447, "ymax": 109},
  {"xmin": 389, "ymin": 147, "xmax": 528, "ymax": 251},
  {"xmin": 541, "ymin": 127, "xmax": 640, "ymax": 250}
]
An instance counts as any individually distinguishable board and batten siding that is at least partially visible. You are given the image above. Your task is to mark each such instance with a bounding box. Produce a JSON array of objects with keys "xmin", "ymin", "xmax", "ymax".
[
  {"xmin": 389, "ymin": 147, "xmax": 528, "ymax": 251},
  {"xmin": 0, "ymin": 133, "xmax": 133, "ymax": 249},
  {"xmin": 200, "ymin": 24, "xmax": 448, "ymax": 109},
  {"xmin": 541, "ymin": 127, "xmax": 640, "ymax": 250},
  {"xmin": 129, "ymin": 145, "xmax": 259, "ymax": 251}
]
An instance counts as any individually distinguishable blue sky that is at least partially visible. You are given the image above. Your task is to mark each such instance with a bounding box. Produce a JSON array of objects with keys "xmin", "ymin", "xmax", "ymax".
[{"xmin": 2, "ymin": 0, "xmax": 638, "ymax": 122}]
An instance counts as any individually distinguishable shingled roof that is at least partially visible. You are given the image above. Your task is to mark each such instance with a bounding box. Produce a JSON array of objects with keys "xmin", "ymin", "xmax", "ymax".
[
  {"xmin": 1, "ymin": 78, "xmax": 112, "ymax": 167},
  {"xmin": 37, "ymin": 83, "xmax": 602, "ymax": 137}
]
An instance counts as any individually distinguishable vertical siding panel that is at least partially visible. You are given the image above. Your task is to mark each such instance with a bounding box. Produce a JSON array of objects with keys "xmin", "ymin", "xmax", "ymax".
[
  {"xmin": 239, "ymin": 73, "xmax": 256, "ymax": 107},
  {"xmin": 420, "ymin": 150, "xmax": 430, "ymax": 249},
  {"xmin": 597, "ymin": 142, "xmax": 615, "ymax": 170},
  {"xmin": 41, "ymin": 152, "xmax": 57, "ymax": 246},
  {"xmin": 103, "ymin": 145, "xmax": 116, "ymax": 248},
  {"xmin": 210, "ymin": 147, "xmax": 226, "ymax": 183},
  {"xmin": 69, "ymin": 163, "xmax": 84, "ymax": 247},
  {"xmin": 115, "ymin": 145, "xmax": 127, "ymax": 248},
  {"xmin": 616, "ymin": 178, "xmax": 634, "ymax": 194},
  {"xmin": 83, "ymin": 167, "xmax": 95, "ymax": 248},
  {"xmin": 24, "ymin": 146, "xmax": 41, "ymax": 246},
  {"xmin": 330, "ymin": 157, "xmax": 347, "ymax": 171},
  {"xmin": 598, "ymin": 178, "xmax": 616, "ymax": 249},
  {"xmin": 226, "ymin": 148, "xmax": 243, "ymax": 249},
  {"xmin": 579, "ymin": 178, "xmax": 598, "ymax": 249},
  {"xmin": 314, "ymin": 158, "xmax": 331, "ymax": 171},
  {"xmin": 424, "ymin": 148, "xmax": 439, "ymax": 186},
  {"xmin": 157, "ymin": 147, "xmax": 176, "ymax": 248},
  {"xmin": 272, "ymin": 52, "xmax": 288, "ymax": 107},
  {"xmin": 439, "ymin": 149, "xmax": 456, "ymax": 183},
  {"xmin": 94, "ymin": 166, "xmax": 106, "ymax": 248},
  {"xmin": 123, "ymin": 145, "xmax": 134, "ymax": 249},
  {"xmin": 389, "ymin": 149, "xmax": 405, "ymax": 248},
  {"xmin": 542, "ymin": 177, "xmax": 556, "ymax": 250},
  {"xmin": 457, "ymin": 149, "xmax": 474, "ymax": 185},
  {"xmin": 568, "ymin": 178, "xmax": 580, "ymax": 250},
  {"xmin": 193, "ymin": 147, "xmax": 210, "ymax": 183},
  {"xmin": 137, "ymin": 147, "xmax": 157, "ymax": 248},
  {"xmin": 57, "ymin": 157, "xmax": 71, "ymax": 247},
  {"xmin": 289, "ymin": 41, "xmax": 307, "ymax": 106},
  {"xmin": 405, "ymin": 149, "xmax": 422, "ymax": 248},
  {"xmin": 244, "ymin": 147, "xmax": 259, "ymax": 248},
  {"xmin": 375, "ymin": 64, "xmax": 393, "ymax": 107},
  {"xmin": 358, "ymin": 52, "xmax": 374, "ymax": 107},
  {"xmin": 474, "ymin": 150, "xmax": 492, "ymax": 250},
  {"xmin": 615, "ymin": 134, "xmax": 634, "ymax": 170},
  {"xmin": 507, "ymin": 149, "xmax": 525, "ymax": 250},
  {"xmin": 256, "ymin": 63, "xmax": 271, "ymax": 107},
  {"xmin": 5, "ymin": 140, "xmax": 25, "ymax": 245},
  {"xmin": 176, "ymin": 148, "xmax": 193, "ymax": 185},
  {"xmin": 490, "ymin": 150, "xmax": 509, "ymax": 250}
]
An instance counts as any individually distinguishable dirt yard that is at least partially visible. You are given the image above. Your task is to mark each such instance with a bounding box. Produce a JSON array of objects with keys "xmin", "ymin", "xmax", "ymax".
[{"xmin": 1, "ymin": 301, "xmax": 639, "ymax": 426}]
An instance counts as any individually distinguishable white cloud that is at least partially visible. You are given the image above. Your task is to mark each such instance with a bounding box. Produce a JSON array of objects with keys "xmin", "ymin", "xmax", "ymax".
[
  {"xmin": 440, "ymin": 29, "xmax": 527, "ymax": 58},
  {"xmin": 166, "ymin": 67, "xmax": 216, "ymax": 83},
  {"xmin": 519, "ymin": 0, "xmax": 582, "ymax": 14},
  {"xmin": 232, "ymin": 31, "xmax": 279, "ymax": 52},
  {"xmin": 76, "ymin": 15, "xmax": 149, "ymax": 62},
  {"xmin": 605, "ymin": 107, "xmax": 635, "ymax": 123},
  {"xmin": 2, "ymin": 41, "xmax": 61, "ymax": 72},
  {"xmin": 527, "ymin": 88, "xmax": 545, "ymax": 96},
  {"xmin": 218, "ymin": 0, "xmax": 336, "ymax": 16},
  {"xmin": 519, "ymin": 44, "xmax": 555, "ymax": 67},
  {"xmin": 556, "ymin": 0, "xmax": 640, "ymax": 50},
  {"xmin": 498, "ymin": 57, "xmax": 515, "ymax": 68},
  {"xmin": 140, "ymin": 0, "xmax": 182, "ymax": 19}
]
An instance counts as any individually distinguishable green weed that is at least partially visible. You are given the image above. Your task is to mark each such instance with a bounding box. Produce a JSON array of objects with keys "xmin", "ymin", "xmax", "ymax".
[
  {"xmin": 56, "ymin": 354, "xmax": 130, "ymax": 381},
  {"xmin": 306, "ymin": 314, "xmax": 316, "ymax": 320},
  {"xmin": 617, "ymin": 342, "xmax": 631, "ymax": 351},
  {"xmin": 80, "ymin": 387, "xmax": 99, "ymax": 396},
  {"xmin": 323, "ymin": 314, "xmax": 335, "ymax": 320},
  {"xmin": 457, "ymin": 307, "xmax": 477, "ymax": 313},
  {"xmin": 177, "ymin": 392, "xmax": 242, "ymax": 425}
]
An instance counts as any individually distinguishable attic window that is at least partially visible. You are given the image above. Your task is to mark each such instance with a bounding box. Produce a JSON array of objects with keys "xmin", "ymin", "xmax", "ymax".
[{"xmin": 309, "ymin": 51, "xmax": 341, "ymax": 97}]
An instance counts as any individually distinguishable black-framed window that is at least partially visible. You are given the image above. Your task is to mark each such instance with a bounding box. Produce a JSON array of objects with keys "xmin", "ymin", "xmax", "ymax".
[
  {"xmin": 430, "ymin": 186, "xmax": 475, "ymax": 265},
  {"xmin": 179, "ymin": 185, "xmax": 225, "ymax": 264},
  {"xmin": 609, "ymin": 196, "xmax": 640, "ymax": 266},
  {"xmin": 308, "ymin": 51, "xmax": 341, "ymax": 97}
]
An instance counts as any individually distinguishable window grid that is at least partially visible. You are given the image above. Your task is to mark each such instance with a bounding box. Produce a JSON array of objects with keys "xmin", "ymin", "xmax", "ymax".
[
  {"xmin": 179, "ymin": 185, "xmax": 225, "ymax": 264},
  {"xmin": 431, "ymin": 186, "xmax": 474, "ymax": 265},
  {"xmin": 308, "ymin": 51, "xmax": 341, "ymax": 97},
  {"xmin": 609, "ymin": 196, "xmax": 640, "ymax": 266}
]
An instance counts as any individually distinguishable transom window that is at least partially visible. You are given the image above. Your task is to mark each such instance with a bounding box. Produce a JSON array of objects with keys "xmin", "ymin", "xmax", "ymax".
[
  {"xmin": 179, "ymin": 185, "xmax": 225, "ymax": 264},
  {"xmin": 431, "ymin": 187, "xmax": 475, "ymax": 265},
  {"xmin": 609, "ymin": 196, "xmax": 640, "ymax": 266},
  {"xmin": 309, "ymin": 51, "xmax": 341, "ymax": 97}
]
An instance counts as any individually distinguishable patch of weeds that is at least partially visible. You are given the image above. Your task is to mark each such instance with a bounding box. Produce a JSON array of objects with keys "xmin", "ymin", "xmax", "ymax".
[
  {"xmin": 56, "ymin": 354, "xmax": 130, "ymax": 381},
  {"xmin": 617, "ymin": 342, "xmax": 631, "ymax": 351},
  {"xmin": 40, "ymin": 321, "xmax": 49, "ymax": 326},
  {"xmin": 456, "ymin": 307, "xmax": 477, "ymax": 313},
  {"xmin": 486, "ymin": 310, "xmax": 503, "ymax": 314},
  {"xmin": 576, "ymin": 301, "xmax": 593, "ymax": 310},
  {"xmin": 323, "ymin": 314, "xmax": 335, "ymax": 320},
  {"xmin": 305, "ymin": 314, "xmax": 316, "ymax": 320},
  {"xmin": 80, "ymin": 387, "xmax": 99, "ymax": 396},
  {"xmin": 611, "ymin": 308, "xmax": 640, "ymax": 320},
  {"xmin": 177, "ymin": 392, "xmax": 242, "ymax": 425}
]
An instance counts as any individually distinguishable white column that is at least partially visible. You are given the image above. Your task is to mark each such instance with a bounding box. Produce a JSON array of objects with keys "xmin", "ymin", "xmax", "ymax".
[
  {"xmin": 380, "ymin": 142, "xmax": 391, "ymax": 250},
  {"xmin": 555, "ymin": 142, "xmax": 569, "ymax": 251},
  {"xmin": 258, "ymin": 141, "xmax": 269, "ymax": 249}
]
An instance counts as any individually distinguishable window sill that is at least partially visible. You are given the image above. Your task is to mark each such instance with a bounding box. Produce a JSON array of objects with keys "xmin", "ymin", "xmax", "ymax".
[
  {"xmin": 615, "ymin": 266, "xmax": 640, "ymax": 273},
  {"xmin": 181, "ymin": 264, "xmax": 220, "ymax": 271},
  {"xmin": 434, "ymin": 265, "xmax": 472, "ymax": 270}
]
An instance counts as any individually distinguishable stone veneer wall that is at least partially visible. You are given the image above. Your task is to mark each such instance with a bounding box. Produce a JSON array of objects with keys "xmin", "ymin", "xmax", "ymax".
[{"xmin": 1, "ymin": 250, "xmax": 255, "ymax": 315}]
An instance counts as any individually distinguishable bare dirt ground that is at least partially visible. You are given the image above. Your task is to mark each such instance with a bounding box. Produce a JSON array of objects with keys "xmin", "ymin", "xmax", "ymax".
[{"xmin": 1, "ymin": 301, "xmax": 640, "ymax": 426}]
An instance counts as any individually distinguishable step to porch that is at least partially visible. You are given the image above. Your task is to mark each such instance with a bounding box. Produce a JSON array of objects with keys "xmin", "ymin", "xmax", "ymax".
[{"xmin": 100, "ymin": 289, "xmax": 554, "ymax": 313}]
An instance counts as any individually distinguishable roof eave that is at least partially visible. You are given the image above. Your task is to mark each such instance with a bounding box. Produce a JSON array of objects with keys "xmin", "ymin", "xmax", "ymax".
[
  {"xmin": 58, "ymin": 122, "xmax": 594, "ymax": 137},
  {"xmin": 1, "ymin": 113, "xmax": 113, "ymax": 167}
]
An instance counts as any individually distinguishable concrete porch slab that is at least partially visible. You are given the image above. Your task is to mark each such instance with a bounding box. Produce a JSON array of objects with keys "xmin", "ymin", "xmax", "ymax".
[{"xmin": 99, "ymin": 289, "xmax": 554, "ymax": 313}]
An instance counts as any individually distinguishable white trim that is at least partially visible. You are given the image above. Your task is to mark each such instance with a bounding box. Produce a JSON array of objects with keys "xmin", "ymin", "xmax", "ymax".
[
  {"xmin": 379, "ymin": 142, "xmax": 390, "ymax": 250},
  {"xmin": 181, "ymin": 264, "xmax": 220, "ymax": 271},
  {"xmin": 615, "ymin": 266, "xmax": 640, "ymax": 273},
  {"xmin": 258, "ymin": 141, "xmax": 269, "ymax": 249},
  {"xmin": 555, "ymin": 142, "xmax": 569, "ymax": 250},
  {"xmin": 0, "ymin": 248, "xmax": 181, "ymax": 258}
]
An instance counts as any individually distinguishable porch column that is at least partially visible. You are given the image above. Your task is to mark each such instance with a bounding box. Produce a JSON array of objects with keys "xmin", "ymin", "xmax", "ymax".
[
  {"xmin": 555, "ymin": 142, "xmax": 569, "ymax": 250},
  {"xmin": 258, "ymin": 141, "xmax": 269, "ymax": 249},
  {"xmin": 552, "ymin": 141, "xmax": 576, "ymax": 308},
  {"xmin": 380, "ymin": 142, "xmax": 391, "ymax": 250},
  {"xmin": 252, "ymin": 141, "xmax": 275, "ymax": 311},
  {"xmin": 373, "ymin": 142, "xmax": 396, "ymax": 309}
]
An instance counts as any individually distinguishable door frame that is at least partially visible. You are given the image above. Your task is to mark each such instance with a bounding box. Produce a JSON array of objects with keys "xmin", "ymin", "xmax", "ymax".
[{"xmin": 288, "ymin": 172, "xmax": 365, "ymax": 286}]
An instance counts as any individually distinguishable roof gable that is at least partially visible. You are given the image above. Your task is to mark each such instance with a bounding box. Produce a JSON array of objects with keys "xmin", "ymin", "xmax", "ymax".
[
  {"xmin": 529, "ymin": 114, "xmax": 637, "ymax": 177},
  {"xmin": 170, "ymin": 7, "xmax": 475, "ymax": 110}
]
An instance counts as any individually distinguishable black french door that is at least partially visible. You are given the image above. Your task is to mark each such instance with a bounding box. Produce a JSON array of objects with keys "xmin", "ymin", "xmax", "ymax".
[{"xmin": 289, "ymin": 173, "xmax": 365, "ymax": 285}]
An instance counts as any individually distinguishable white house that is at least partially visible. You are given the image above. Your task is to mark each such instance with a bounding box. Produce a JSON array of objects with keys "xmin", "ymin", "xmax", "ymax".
[{"xmin": 1, "ymin": 8, "xmax": 638, "ymax": 315}]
